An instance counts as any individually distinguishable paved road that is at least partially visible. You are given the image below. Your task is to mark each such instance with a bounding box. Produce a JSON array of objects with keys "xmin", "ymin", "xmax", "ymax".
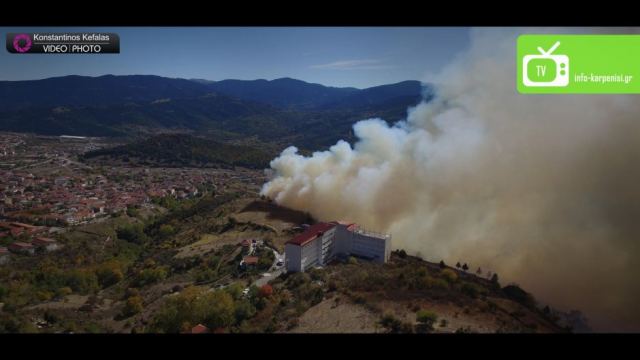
[{"xmin": 253, "ymin": 249, "xmax": 285, "ymax": 288}]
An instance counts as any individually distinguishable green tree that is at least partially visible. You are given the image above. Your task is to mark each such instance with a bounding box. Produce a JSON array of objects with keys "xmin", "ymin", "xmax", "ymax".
[
  {"xmin": 234, "ymin": 299, "xmax": 256, "ymax": 323},
  {"xmin": 126, "ymin": 206, "xmax": 139, "ymax": 218},
  {"xmin": 491, "ymin": 273, "xmax": 499, "ymax": 284},
  {"xmin": 152, "ymin": 287, "xmax": 235, "ymax": 333},
  {"xmin": 66, "ymin": 269, "xmax": 99, "ymax": 294},
  {"xmin": 225, "ymin": 283, "xmax": 245, "ymax": 300},
  {"xmin": 116, "ymin": 223, "xmax": 149, "ymax": 245},
  {"xmin": 95, "ymin": 261, "xmax": 124, "ymax": 288}
]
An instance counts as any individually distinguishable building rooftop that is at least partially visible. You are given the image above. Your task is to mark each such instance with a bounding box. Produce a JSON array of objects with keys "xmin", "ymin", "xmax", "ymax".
[
  {"xmin": 191, "ymin": 324, "xmax": 209, "ymax": 334},
  {"xmin": 9, "ymin": 242, "xmax": 33, "ymax": 248},
  {"xmin": 243, "ymin": 256, "xmax": 259, "ymax": 265},
  {"xmin": 286, "ymin": 222, "xmax": 337, "ymax": 247}
]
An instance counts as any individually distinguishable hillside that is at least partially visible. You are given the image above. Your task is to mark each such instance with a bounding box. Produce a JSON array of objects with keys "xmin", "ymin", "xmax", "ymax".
[
  {"xmin": 81, "ymin": 134, "xmax": 275, "ymax": 169},
  {"xmin": 0, "ymin": 189, "xmax": 572, "ymax": 334}
]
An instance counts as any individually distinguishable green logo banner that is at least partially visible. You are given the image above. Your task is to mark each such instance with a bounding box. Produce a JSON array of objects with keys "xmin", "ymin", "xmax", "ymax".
[{"xmin": 517, "ymin": 35, "xmax": 640, "ymax": 94}]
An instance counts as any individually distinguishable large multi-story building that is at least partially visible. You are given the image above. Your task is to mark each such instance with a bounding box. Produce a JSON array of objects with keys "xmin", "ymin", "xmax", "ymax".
[{"xmin": 284, "ymin": 221, "xmax": 391, "ymax": 272}]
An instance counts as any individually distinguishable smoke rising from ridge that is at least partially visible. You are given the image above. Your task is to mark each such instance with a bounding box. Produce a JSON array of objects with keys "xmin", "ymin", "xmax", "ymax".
[{"xmin": 261, "ymin": 28, "xmax": 640, "ymax": 331}]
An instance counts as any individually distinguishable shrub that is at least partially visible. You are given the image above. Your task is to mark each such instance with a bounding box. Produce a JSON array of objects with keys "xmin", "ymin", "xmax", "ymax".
[
  {"xmin": 122, "ymin": 295, "xmax": 144, "ymax": 317},
  {"xmin": 56, "ymin": 287, "xmax": 73, "ymax": 298},
  {"xmin": 126, "ymin": 207, "xmax": 139, "ymax": 218},
  {"xmin": 134, "ymin": 267, "xmax": 167, "ymax": 287},
  {"xmin": 455, "ymin": 326, "xmax": 474, "ymax": 333},
  {"xmin": 416, "ymin": 309, "xmax": 438, "ymax": 332},
  {"xmin": 310, "ymin": 286, "xmax": 324, "ymax": 305},
  {"xmin": 379, "ymin": 313, "xmax": 403, "ymax": 333},
  {"xmin": 461, "ymin": 282, "xmax": 482, "ymax": 299},
  {"xmin": 158, "ymin": 224, "xmax": 176, "ymax": 238},
  {"xmin": 348, "ymin": 256, "xmax": 358, "ymax": 265},
  {"xmin": 440, "ymin": 268, "xmax": 458, "ymax": 283},
  {"xmin": 258, "ymin": 251, "xmax": 275, "ymax": 271},
  {"xmin": 36, "ymin": 290, "xmax": 54, "ymax": 302},
  {"xmin": 421, "ymin": 276, "xmax": 448, "ymax": 290}
]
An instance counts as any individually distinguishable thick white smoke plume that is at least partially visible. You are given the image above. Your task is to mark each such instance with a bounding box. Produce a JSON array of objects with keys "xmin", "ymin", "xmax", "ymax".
[{"xmin": 261, "ymin": 28, "xmax": 640, "ymax": 331}]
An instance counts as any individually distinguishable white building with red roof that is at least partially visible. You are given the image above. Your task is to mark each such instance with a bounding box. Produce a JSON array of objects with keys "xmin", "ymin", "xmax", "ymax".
[{"xmin": 284, "ymin": 221, "xmax": 391, "ymax": 272}]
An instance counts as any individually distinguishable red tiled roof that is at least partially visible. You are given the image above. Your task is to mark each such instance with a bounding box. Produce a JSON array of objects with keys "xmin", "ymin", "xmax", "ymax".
[
  {"xmin": 33, "ymin": 237, "xmax": 56, "ymax": 246},
  {"xmin": 191, "ymin": 324, "xmax": 209, "ymax": 334},
  {"xmin": 9, "ymin": 242, "xmax": 33, "ymax": 249},
  {"xmin": 286, "ymin": 222, "xmax": 336, "ymax": 247},
  {"xmin": 243, "ymin": 256, "xmax": 259, "ymax": 265}
]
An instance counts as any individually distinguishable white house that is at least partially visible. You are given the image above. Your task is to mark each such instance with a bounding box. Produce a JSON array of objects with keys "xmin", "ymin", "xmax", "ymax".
[
  {"xmin": 0, "ymin": 247, "xmax": 9, "ymax": 265},
  {"xmin": 285, "ymin": 221, "xmax": 391, "ymax": 273}
]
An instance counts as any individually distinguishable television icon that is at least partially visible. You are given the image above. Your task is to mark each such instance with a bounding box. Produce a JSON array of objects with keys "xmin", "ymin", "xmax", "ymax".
[{"xmin": 522, "ymin": 41, "xmax": 569, "ymax": 87}]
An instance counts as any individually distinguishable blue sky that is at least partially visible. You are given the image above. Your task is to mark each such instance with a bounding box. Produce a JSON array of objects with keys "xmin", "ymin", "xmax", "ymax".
[{"xmin": 0, "ymin": 27, "xmax": 470, "ymax": 88}]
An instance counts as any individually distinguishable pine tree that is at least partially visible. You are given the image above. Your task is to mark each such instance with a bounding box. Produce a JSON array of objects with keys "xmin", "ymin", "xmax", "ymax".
[
  {"xmin": 462, "ymin": 263, "xmax": 469, "ymax": 272},
  {"xmin": 476, "ymin": 267, "xmax": 482, "ymax": 275},
  {"xmin": 456, "ymin": 262, "xmax": 461, "ymax": 269},
  {"xmin": 439, "ymin": 260, "xmax": 446, "ymax": 269},
  {"xmin": 491, "ymin": 273, "xmax": 499, "ymax": 284}
]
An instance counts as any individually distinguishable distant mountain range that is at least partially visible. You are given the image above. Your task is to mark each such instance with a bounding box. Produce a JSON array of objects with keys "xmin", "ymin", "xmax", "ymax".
[{"xmin": 0, "ymin": 75, "xmax": 429, "ymax": 150}]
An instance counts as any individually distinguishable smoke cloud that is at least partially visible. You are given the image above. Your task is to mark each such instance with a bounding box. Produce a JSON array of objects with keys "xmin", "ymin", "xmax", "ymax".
[{"xmin": 261, "ymin": 28, "xmax": 640, "ymax": 331}]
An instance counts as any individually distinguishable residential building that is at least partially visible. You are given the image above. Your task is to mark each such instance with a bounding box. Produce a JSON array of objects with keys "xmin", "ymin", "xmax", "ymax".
[
  {"xmin": 8, "ymin": 242, "xmax": 35, "ymax": 255},
  {"xmin": 32, "ymin": 237, "xmax": 60, "ymax": 252},
  {"xmin": 0, "ymin": 247, "xmax": 9, "ymax": 264}
]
